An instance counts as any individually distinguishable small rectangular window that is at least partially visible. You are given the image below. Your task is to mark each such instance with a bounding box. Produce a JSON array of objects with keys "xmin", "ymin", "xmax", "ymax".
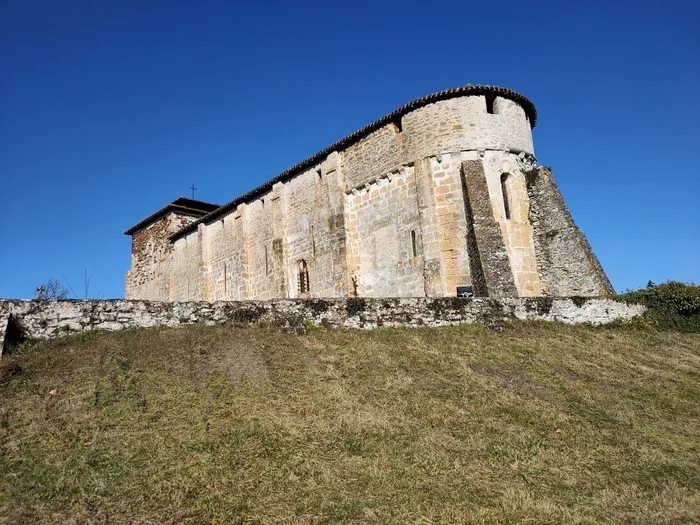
[
  {"xmin": 500, "ymin": 173, "xmax": 511, "ymax": 220},
  {"xmin": 485, "ymin": 94, "xmax": 496, "ymax": 114},
  {"xmin": 311, "ymin": 225, "xmax": 316, "ymax": 256},
  {"xmin": 410, "ymin": 230, "xmax": 417, "ymax": 258}
]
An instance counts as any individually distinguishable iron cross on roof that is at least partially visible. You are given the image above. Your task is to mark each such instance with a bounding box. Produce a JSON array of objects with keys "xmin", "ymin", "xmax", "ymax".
[{"xmin": 189, "ymin": 184, "xmax": 197, "ymax": 199}]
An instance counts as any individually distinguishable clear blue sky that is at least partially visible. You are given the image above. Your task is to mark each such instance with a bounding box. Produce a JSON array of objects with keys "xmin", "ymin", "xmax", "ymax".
[{"xmin": 1, "ymin": 0, "xmax": 698, "ymax": 299}]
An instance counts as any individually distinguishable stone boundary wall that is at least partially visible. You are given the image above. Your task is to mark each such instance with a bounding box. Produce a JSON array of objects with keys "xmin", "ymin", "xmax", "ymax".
[{"xmin": 0, "ymin": 298, "xmax": 644, "ymax": 354}]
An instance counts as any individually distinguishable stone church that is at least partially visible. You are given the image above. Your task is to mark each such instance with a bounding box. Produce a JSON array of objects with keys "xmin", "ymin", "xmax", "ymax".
[{"xmin": 124, "ymin": 84, "xmax": 612, "ymax": 301}]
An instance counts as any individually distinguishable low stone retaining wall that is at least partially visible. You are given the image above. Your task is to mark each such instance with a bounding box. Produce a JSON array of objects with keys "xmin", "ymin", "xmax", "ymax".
[{"xmin": 0, "ymin": 297, "xmax": 645, "ymax": 355}]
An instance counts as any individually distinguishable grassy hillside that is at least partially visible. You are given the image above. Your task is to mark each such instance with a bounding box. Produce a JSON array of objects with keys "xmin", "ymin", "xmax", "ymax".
[{"xmin": 1, "ymin": 322, "xmax": 699, "ymax": 524}]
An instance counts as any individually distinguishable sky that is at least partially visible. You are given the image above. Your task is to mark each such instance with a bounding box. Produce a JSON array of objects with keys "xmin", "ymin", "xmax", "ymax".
[{"xmin": 1, "ymin": 0, "xmax": 698, "ymax": 299}]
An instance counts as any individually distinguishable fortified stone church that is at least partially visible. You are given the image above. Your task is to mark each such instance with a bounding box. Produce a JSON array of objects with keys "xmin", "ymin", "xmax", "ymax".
[{"xmin": 125, "ymin": 84, "xmax": 612, "ymax": 301}]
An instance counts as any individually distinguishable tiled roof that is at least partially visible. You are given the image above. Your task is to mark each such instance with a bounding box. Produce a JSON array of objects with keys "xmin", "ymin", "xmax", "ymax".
[{"xmin": 124, "ymin": 197, "xmax": 220, "ymax": 235}]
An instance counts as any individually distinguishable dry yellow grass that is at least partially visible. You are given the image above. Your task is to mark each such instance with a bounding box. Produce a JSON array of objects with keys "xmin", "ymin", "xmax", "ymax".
[{"xmin": 1, "ymin": 322, "xmax": 699, "ymax": 524}]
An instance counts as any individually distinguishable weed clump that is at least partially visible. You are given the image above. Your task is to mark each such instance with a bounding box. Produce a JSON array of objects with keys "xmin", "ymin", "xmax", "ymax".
[
  {"xmin": 346, "ymin": 298, "xmax": 366, "ymax": 316},
  {"xmin": 571, "ymin": 296, "xmax": 588, "ymax": 308},
  {"xmin": 428, "ymin": 298, "xmax": 467, "ymax": 316},
  {"xmin": 0, "ymin": 360, "xmax": 22, "ymax": 384},
  {"xmin": 525, "ymin": 297, "xmax": 554, "ymax": 315},
  {"xmin": 307, "ymin": 299, "xmax": 330, "ymax": 315},
  {"xmin": 618, "ymin": 281, "xmax": 700, "ymax": 333},
  {"xmin": 231, "ymin": 306, "xmax": 264, "ymax": 324}
]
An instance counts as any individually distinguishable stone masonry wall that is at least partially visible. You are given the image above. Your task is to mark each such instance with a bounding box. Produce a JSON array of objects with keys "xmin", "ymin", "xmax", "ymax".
[
  {"xmin": 0, "ymin": 298, "xmax": 645, "ymax": 354},
  {"xmin": 126, "ymin": 212, "xmax": 201, "ymax": 300},
  {"xmin": 481, "ymin": 150, "xmax": 546, "ymax": 296},
  {"xmin": 428, "ymin": 153, "xmax": 473, "ymax": 296},
  {"xmin": 282, "ymin": 160, "xmax": 346, "ymax": 298},
  {"xmin": 525, "ymin": 167, "xmax": 614, "ymax": 296},
  {"xmin": 206, "ymin": 207, "xmax": 248, "ymax": 301},
  {"xmin": 170, "ymin": 230, "xmax": 206, "ymax": 301},
  {"xmin": 345, "ymin": 166, "xmax": 425, "ymax": 297}
]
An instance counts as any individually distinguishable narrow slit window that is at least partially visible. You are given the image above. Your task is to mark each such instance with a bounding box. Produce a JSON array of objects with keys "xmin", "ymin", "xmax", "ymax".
[
  {"xmin": 311, "ymin": 225, "xmax": 316, "ymax": 256},
  {"xmin": 500, "ymin": 173, "xmax": 511, "ymax": 220},
  {"xmin": 485, "ymin": 94, "xmax": 496, "ymax": 114},
  {"xmin": 410, "ymin": 230, "xmax": 417, "ymax": 258},
  {"xmin": 265, "ymin": 246, "xmax": 269, "ymax": 274},
  {"xmin": 393, "ymin": 116, "xmax": 402, "ymax": 133},
  {"xmin": 297, "ymin": 259, "xmax": 309, "ymax": 294},
  {"xmin": 223, "ymin": 263, "xmax": 227, "ymax": 293}
]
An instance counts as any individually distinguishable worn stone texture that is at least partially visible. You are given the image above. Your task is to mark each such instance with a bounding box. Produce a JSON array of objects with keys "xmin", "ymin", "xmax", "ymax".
[
  {"xmin": 429, "ymin": 154, "xmax": 473, "ymax": 296},
  {"xmin": 124, "ymin": 87, "xmax": 611, "ymax": 301},
  {"xmin": 0, "ymin": 298, "xmax": 644, "ymax": 346},
  {"xmin": 345, "ymin": 166, "xmax": 425, "ymax": 297},
  {"xmin": 481, "ymin": 150, "xmax": 546, "ymax": 296},
  {"xmin": 125, "ymin": 212, "xmax": 200, "ymax": 298},
  {"xmin": 461, "ymin": 161, "xmax": 518, "ymax": 298},
  {"xmin": 525, "ymin": 167, "xmax": 614, "ymax": 296}
]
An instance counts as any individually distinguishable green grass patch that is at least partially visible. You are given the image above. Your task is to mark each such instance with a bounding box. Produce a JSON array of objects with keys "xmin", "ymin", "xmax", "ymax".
[{"xmin": 1, "ymin": 322, "xmax": 699, "ymax": 523}]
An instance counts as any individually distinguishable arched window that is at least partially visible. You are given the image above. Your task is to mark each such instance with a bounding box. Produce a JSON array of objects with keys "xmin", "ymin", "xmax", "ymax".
[
  {"xmin": 297, "ymin": 259, "xmax": 309, "ymax": 295},
  {"xmin": 500, "ymin": 173, "xmax": 511, "ymax": 220}
]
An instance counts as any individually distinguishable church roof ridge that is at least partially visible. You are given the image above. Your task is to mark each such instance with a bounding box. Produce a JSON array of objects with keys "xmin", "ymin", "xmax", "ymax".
[{"xmin": 124, "ymin": 198, "xmax": 220, "ymax": 235}]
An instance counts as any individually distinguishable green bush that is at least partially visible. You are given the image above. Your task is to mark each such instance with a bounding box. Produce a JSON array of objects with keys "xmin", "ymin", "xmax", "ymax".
[{"xmin": 618, "ymin": 281, "xmax": 700, "ymax": 333}]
